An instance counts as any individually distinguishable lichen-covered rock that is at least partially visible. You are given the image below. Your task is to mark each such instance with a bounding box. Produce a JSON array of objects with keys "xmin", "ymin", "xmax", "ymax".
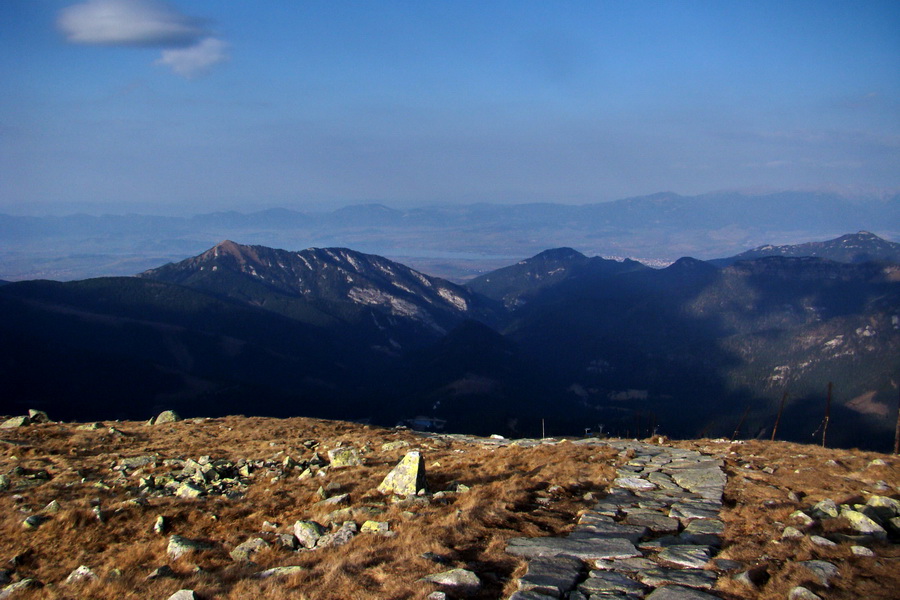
[
  {"xmin": 361, "ymin": 520, "xmax": 390, "ymax": 535},
  {"xmin": 799, "ymin": 560, "xmax": 840, "ymax": 587},
  {"xmin": 230, "ymin": 537, "xmax": 269, "ymax": 562},
  {"xmin": 811, "ymin": 499, "xmax": 839, "ymax": 519},
  {"xmin": 0, "ymin": 579, "xmax": 41, "ymax": 599},
  {"xmin": 382, "ymin": 440, "xmax": 411, "ymax": 452},
  {"xmin": 841, "ymin": 508, "xmax": 887, "ymax": 539},
  {"xmin": 0, "ymin": 416, "xmax": 30, "ymax": 428},
  {"xmin": 153, "ymin": 410, "xmax": 181, "ymax": 425},
  {"xmin": 293, "ymin": 520, "xmax": 325, "ymax": 549},
  {"xmin": 167, "ymin": 535, "xmax": 212, "ymax": 560},
  {"xmin": 27, "ymin": 410, "xmax": 50, "ymax": 423},
  {"xmin": 64, "ymin": 565, "xmax": 98, "ymax": 585},
  {"xmin": 865, "ymin": 495, "xmax": 900, "ymax": 522},
  {"xmin": 789, "ymin": 587, "xmax": 822, "ymax": 600},
  {"xmin": 316, "ymin": 521, "xmax": 357, "ymax": 548},
  {"xmin": 327, "ymin": 447, "xmax": 362, "ymax": 468},
  {"xmin": 377, "ymin": 451, "xmax": 427, "ymax": 496},
  {"xmin": 255, "ymin": 566, "xmax": 306, "ymax": 579},
  {"xmin": 421, "ymin": 568, "xmax": 481, "ymax": 596}
]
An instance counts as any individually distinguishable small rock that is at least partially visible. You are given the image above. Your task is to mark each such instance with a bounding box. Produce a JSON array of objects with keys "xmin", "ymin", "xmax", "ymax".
[
  {"xmin": 733, "ymin": 564, "xmax": 770, "ymax": 589},
  {"xmin": 799, "ymin": 560, "xmax": 839, "ymax": 587},
  {"xmin": 154, "ymin": 515, "xmax": 167, "ymax": 535},
  {"xmin": 43, "ymin": 500, "xmax": 61, "ymax": 514},
  {"xmin": 865, "ymin": 495, "xmax": 900, "ymax": 522},
  {"xmin": 316, "ymin": 521, "xmax": 357, "ymax": 548},
  {"xmin": 230, "ymin": 537, "xmax": 269, "ymax": 562},
  {"xmin": 867, "ymin": 458, "xmax": 888, "ymax": 468},
  {"xmin": 381, "ymin": 440, "xmax": 410, "ymax": 452},
  {"xmin": 781, "ymin": 526, "xmax": 804, "ymax": 540},
  {"xmin": 254, "ymin": 566, "xmax": 306, "ymax": 579},
  {"xmin": 361, "ymin": 520, "xmax": 390, "ymax": 535},
  {"xmin": 167, "ymin": 591, "xmax": 198, "ymax": 600},
  {"xmin": 810, "ymin": 535, "xmax": 836, "ymax": 547},
  {"xmin": 0, "ymin": 579, "xmax": 41, "ymax": 599},
  {"xmin": 22, "ymin": 514, "xmax": 51, "ymax": 529},
  {"xmin": 327, "ymin": 447, "xmax": 362, "ymax": 468},
  {"xmin": 293, "ymin": 520, "xmax": 326, "ymax": 549},
  {"xmin": 176, "ymin": 482, "xmax": 204, "ymax": 499},
  {"xmin": 851, "ymin": 545, "xmax": 875, "ymax": 557},
  {"xmin": 146, "ymin": 565, "xmax": 176, "ymax": 580},
  {"xmin": 0, "ymin": 416, "xmax": 30, "ymax": 429},
  {"xmin": 811, "ymin": 499, "xmax": 839, "ymax": 519},
  {"xmin": 27, "ymin": 409, "xmax": 50, "ymax": 423},
  {"xmin": 64, "ymin": 565, "xmax": 98, "ymax": 585},
  {"xmin": 426, "ymin": 592, "xmax": 448, "ymax": 600},
  {"xmin": 789, "ymin": 586, "xmax": 822, "ymax": 600},
  {"xmin": 421, "ymin": 568, "xmax": 481, "ymax": 596},
  {"xmin": 167, "ymin": 535, "xmax": 213, "ymax": 560},
  {"xmin": 789, "ymin": 510, "xmax": 815, "ymax": 527}
]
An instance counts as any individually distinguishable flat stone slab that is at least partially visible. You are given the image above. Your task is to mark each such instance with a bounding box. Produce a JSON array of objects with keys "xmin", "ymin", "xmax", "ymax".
[
  {"xmin": 646, "ymin": 585, "xmax": 723, "ymax": 600},
  {"xmin": 593, "ymin": 557, "xmax": 657, "ymax": 572},
  {"xmin": 507, "ymin": 536, "xmax": 640, "ymax": 561},
  {"xmin": 657, "ymin": 545, "xmax": 713, "ymax": 569},
  {"xmin": 637, "ymin": 567, "xmax": 717, "ymax": 590},
  {"xmin": 615, "ymin": 477, "xmax": 658, "ymax": 491},
  {"xmin": 579, "ymin": 570, "xmax": 647, "ymax": 595},
  {"xmin": 570, "ymin": 521, "xmax": 648, "ymax": 544},
  {"xmin": 518, "ymin": 555, "xmax": 584, "ymax": 597},
  {"xmin": 625, "ymin": 511, "xmax": 680, "ymax": 534}
]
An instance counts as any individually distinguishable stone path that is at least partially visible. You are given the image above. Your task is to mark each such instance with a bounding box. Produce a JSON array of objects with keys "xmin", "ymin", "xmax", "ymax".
[{"xmin": 506, "ymin": 440, "xmax": 728, "ymax": 600}]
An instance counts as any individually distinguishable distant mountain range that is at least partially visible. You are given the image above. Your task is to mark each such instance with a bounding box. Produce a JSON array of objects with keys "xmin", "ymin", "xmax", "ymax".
[
  {"xmin": 712, "ymin": 231, "xmax": 900, "ymax": 266},
  {"xmin": 1, "ymin": 190, "xmax": 897, "ymax": 281},
  {"xmin": 1, "ymin": 233, "xmax": 897, "ymax": 450}
]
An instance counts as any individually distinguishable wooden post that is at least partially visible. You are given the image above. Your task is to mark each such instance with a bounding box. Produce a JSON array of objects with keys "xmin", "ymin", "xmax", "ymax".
[
  {"xmin": 732, "ymin": 405, "xmax": 750, "ymax": 441},
  {"xmin": 893, "ymin": 388, "xmax": 900, "ymax": 455},
  {"xmin": 822, "ymin": 382, "xmax": 832, "ymax": 448},
  {"xmin": 541, "ymin": 419, "xmax": 545, "ymax": 440},
  {"xmin": 771, "ymin": 391, "xmax": 788, "ymax": 441}
]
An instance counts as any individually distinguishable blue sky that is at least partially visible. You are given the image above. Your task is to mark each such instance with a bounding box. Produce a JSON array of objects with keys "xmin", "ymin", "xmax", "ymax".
[{"xmin": 2, "ymin": 0, "xmax": 899, "ymax": 215}]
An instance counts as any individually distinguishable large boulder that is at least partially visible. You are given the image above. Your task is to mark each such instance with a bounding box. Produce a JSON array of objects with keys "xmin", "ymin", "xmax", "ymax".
[
  {"xmin": 153, "ymin": 410, "xmax": 181, "ymax": 425},
  {"xmin": 377, "ymin": 451, "xmax": 427, "ymax": 496}
]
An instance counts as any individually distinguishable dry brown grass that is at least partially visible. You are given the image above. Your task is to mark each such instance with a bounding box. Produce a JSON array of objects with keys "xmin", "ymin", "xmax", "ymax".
[
  {"xmin": 674, "ymin": 438, "xmax": 900, "ymax": 600},
  {"xmin": 0, "ymin": 417, "xmax": 616, "ymax": 599}
]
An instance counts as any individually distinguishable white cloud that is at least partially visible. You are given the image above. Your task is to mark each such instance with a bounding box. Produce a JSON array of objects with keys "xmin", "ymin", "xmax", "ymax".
[
  {"xmin": 58, "ymin": 0, "xmax": 207, "ymax": 47},
  {"xmin": 155, "ymin": 37, "xmax": 229, "ymax": 79},
  {"xmin": 58, "ymin": 0, "xmax": 228, "ymax": 79}
]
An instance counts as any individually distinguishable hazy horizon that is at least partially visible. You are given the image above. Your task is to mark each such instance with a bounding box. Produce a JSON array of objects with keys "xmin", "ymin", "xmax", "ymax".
[{"xmin": 3, "ymin": 1, "xmax": 899, "ymax": 216}]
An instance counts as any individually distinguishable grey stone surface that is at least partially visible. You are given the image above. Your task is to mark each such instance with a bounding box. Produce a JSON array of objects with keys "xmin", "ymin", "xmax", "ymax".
[
  {"xmin": 637, "ymin": 567, "xmax": 717, "ymax": 590},
  {"xmin": 645, "ymin": 586, "xmax": 723, "ymax": 600},
  {"xmin": 657, "ymin": 545, "xmax": 712, "ymax": 569},
  {"xmin": 799, "ymin": 560, "xmax": 839, "ymax": 587},
  {"xmin": 421, "ymin": 568, "xmax": 481, "ymax": 596},
  {"xmin": 579, "ymin": 570, "xmax": 646, "ymax": 595},
  {"xmin": 518, "ymin": 555, "xmax": 584, "ymax": 597},
  {"xmin": 507, "ymin": 537, "xmax": 640, "ymax": 561}
]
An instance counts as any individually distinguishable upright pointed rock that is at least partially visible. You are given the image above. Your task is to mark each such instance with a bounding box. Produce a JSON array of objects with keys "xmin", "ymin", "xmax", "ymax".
[{"xmin": 377, "ymin": 451, "xmax": 427, "ymax": 496}]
